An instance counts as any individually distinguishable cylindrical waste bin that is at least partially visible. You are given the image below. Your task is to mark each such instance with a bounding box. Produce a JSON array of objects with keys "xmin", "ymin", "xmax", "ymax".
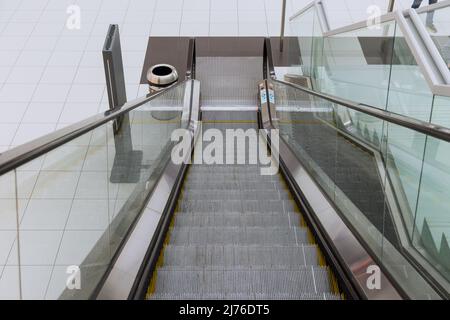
[
  {"xmin": 147, "ymin": 64, "xmax": 178, "ymax": 93},
  {"xmin": 146, "ymin": 64, "xmax": 179, "ymax": 120}
]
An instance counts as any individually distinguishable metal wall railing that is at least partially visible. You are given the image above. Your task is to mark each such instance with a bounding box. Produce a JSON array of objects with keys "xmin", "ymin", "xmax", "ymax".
[{"xmin": 285, "ymin": 0, "xmax": 450, "ymax": 96}]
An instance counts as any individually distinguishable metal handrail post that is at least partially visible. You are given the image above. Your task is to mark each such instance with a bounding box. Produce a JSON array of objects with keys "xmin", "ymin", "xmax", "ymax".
[
  {"xmin": 280, "ymin": 0, "xmax": 287, "ymax": 52},
  {"xmin": 388, "ymin": 0, "xmax": 395, "ymax": 12}
]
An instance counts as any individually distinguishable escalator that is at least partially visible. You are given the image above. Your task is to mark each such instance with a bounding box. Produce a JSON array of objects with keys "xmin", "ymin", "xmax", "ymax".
[
  {"xmin": 147, "ymin": 111, "xmax": 340, "ymax": 300},
  {"xmin": 1, "ymin": 36, "xmax": 450, "ymax": 300},
  {"xmin": 145, "ymin": 55, "xmax": 341, "ymax": 300}
]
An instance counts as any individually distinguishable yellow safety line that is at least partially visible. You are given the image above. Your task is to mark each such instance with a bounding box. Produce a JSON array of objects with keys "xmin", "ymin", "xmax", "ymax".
[
  {"xmin": 277, "ymin": 172, "xmax": 344, "ymax": 299},
  {"xmin": 277, "ymin": 120, "xmax": 322, "ymax": 125},
  {"xmin": 201, "ymin": 120, "xmax": 258, "ymax": 124},
  {"xmin": 130, "ymin": 119, "xmax": 182, "ymax": 125},
  {"xmin": 146, "ymin": 166, "xmax": 191, "ymax": 299}
]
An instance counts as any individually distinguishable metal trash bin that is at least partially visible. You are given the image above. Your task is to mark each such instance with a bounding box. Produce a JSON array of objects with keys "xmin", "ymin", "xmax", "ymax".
[
  {"xmin": 147, "ymin": 64, "xmax": 178, "ymax": 93},
  {"xmin": 146, "ymin": 64, "xmax": 179, "ymax": 121}
]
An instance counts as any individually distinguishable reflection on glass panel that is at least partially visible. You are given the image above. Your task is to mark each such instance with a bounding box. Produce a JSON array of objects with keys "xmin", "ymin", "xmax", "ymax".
[
  {"xmin": 415, "ymin": 135, "xmax": 450, "ymax": 280},
  {"xmin": 338, "ymin": 107, "xmax": 385, "ymax": 150},
  {"xmin": 273, "ymin": 81, "xmax": 393, "ymax": 254},
  {"xmin": 412, "ymin": 94, "xmax": 450, "ymax": 280},
  {"xmin": 418, "ymin": 6, "xmax": 450, "ymax": 70},
  {"xmin": 0, "ymin": 82, "xmax": 187, "ymax": 300},
  {"xmin": 316, "ymin": 20, "xmax": 396, "ymax": 109},
  {"xmin": 387, "ymin": 20, "xmax": 434, "ymax": 121},
  {"xmin": 382, "ymin": 22, "xmax": 435, "ymax": 233},
  {"xmin": 0, "ymin": 172, "xmax": 20, "ymax": 299},
  {"xmin": 430, "ymin": 95, "xmax": 450, "ymax": 128},
  {"xmin": 384, "ymin": 124, "xmax": 426, "ymax": 238},
  {"xmin": 106, "ymin": 90, "xmax": 184, "ymax": 258},
  {"xmin": 16, "ymin": 130, "xmax": 108, "ymax": 300},
  {"xmin": 289, "ymin": 6, "xmax": 447, "ymax": 128},
  {"xmin": 276, "ymin": 82, "xmax": 338, "ymax": 202},
  {"xmin": 272, "ymin": 80, "xmax": 446, "ymax": 298},
  {"xmin": 289, "ymin": 7, "xmax": 316, "ymax": 78},
  {"xmin": 310, "ymin": 9, "xmax": 325, "ymax": 88}
]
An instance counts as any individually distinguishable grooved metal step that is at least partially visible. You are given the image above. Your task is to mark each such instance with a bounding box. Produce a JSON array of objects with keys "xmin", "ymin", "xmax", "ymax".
[
  {"xmin": 149, "ymin": 292, "xmax": 341, "ymax": 300},
  {"xmin": 178, "ymin": 200, "xmax": 298, "ymax": 213},
  {"xmin": 186, "ymin": 181, "xmax": 285, "ymax": 191},
  {"xmin": 174, "ymin": 212, "xmax": 301, "ymax": 227},
  {"xmin": 151, "ymin": 267, "xmax": 331, "ymax": 296},
  {"xmin": 185, "ymin": 172, "xmax": 281, "ymax": 182},
  {"xmin": 197, "ymin": 56, "xmax": 263, "ymax": 107},
  {"xmin": 147, "ymin": 111, "xmax": 338, "ymax": 300},
  {"xmin": 283, "ymin": 111, "xmax": 397, "ymax": 245},
  {"xmin": 169, "ymin": 227, "xmax": 308, "ymax": 246},
  {"xmin": 181, "ymin": 190, "xmax": 292, "ymax": 201},
  {"xmin": 189, "ymin": 165, "xmax": 262, "ymax": 173},
  {"xmin": 161, "ymin": 245, "xmax": 319, "ymax": 267}
]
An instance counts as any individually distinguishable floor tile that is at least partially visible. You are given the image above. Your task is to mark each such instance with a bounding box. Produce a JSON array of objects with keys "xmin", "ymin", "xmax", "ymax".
[
  {"xmin": 47, "ymin": 51, "xmax": 83, "ymax": 67},
  {"xmin": 0, "ymin": 103, "xmax": 28, "ymax": 123},
  {"xmin": 31, "ymin": 171, "xmax": 80, "ymax": 199},
  {"xmin": 66, "ymin": 199, "xmax": 109, "ymax": 230},
  {"xmin": 73, "ymin": 67, "xmax": 105, "ymax": 84},
  {"xmin": 0, "ymin": 231, "xmax": 16, "ymax": 265},
  {"xmin": 59, "ymin": 103, "xmax": 100, "ymax": 124},
  {"xmin": 6, "ymin": 230, "xmax": 63, "ymax": 265},
  {"xmin": 12, "ymin": 123, "xmax": 56, "ymax": 146},
  {"xmin": 0, "ymin": 266, "xmax": 20, "ymax": 299},
  {"xmin": 150, "ymin": 23, "xmax": 180, "ymax": 36},
  {"xmin": 24, "ymin": 36, "xmax": 59, "ymax": 51},
  {"xmin": 20, "ymin": 199, "xmax": 72, "ymax": 230},
  {"xmin": 7, "ymin": 66, "xmax": 45, "ymax": 84},
  {"xmin": 0, "ymin": 84, "xmax": 36, "ymax": 102},
  {"xmin": 41, "ymin": 145, "xmax": 88, "ymax": 171},
  {"xmin": 20, "ymin": 266, "xmax": 53, "ymax": 300},
  {"xmin": 74, "ymin": 171, "xmax": 108, "ymax": 199},
  {"xmin": 0, "ymin": 51, "xmax": 20, "ymax": 66},
  {"xmin": 40, "ymin": 66, "xmax": 78, "ymax": 84},
  {"xmin": 180, "ymin": 23, "xmax": 210, "ymax": 36},
  {"xmin": 209, "ymin": 23, "xmax": 239, "ymax": 35},
  {"xmin": 22, "ymin": 102, "xmax": 64, "ymax": 123},
  {"xmin": 54, "ymin": 230, "xmax": 107, "ymax": 265},
  {"xmin": 32, "ymin": 84, "xmax": 72, "ymax": 103},
  {"xmin": 66, "ymin": 84, "xmax": 105, "ymax": 103},
  {"xmin": 0, "ymin": 200, "xmax": 20, "ymax": 231}
]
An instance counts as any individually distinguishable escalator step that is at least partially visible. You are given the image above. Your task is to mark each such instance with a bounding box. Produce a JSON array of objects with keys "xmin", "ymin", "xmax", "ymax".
[
  {"xmin": 151, "ymin": 267, "xmax": 331, "ymax": 296},
  {"xmin": 181, "ymin": 190, "xmax": 292, "ymax": 201},
  {"xmin": 169, "ymin": 227, "xmax": 308, "ymax": 245},
  {"xmin": 178, "ymin": 200, "xmax": 298, "ymax": 213},
  {"xmin": 161, "ymin": 245, "xmax": 319, "ymax": 267},
  {"xmin": 189, "ymin": 165, "xmax": 262, "ymax": 173},
  {"xmin": 174, "ymin": 211, "xmax": 301, "ymax": 227},
  {"xmin": 149, "ymin": 292, "xmax": 341, "ymax": 300},
  {"xmin": 186, "ymin": 173, "xmax": 280, "ymax": 182},
  {"xmin": 186, "ymin": 181, "xmax": 285, "ymax": 191},
  {"xmin": 146, "ymin": 111, "xmax": 341, "ymax": 299}
]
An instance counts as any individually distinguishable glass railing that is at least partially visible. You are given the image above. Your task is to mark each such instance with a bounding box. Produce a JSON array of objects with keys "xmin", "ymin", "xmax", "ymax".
[
  {"xmin": 272, "ymin": 79, "xmax": 448, "ymax": 298},
  {"xmin": 286, "ymin": 6, "xmax": 450, "ymax": 293},
  {"xmin": 417, "ymin": 5, "xmax": 450, "ymax": 70},
  {"xmin": 288, "ymin": 5, "xmax": 439, "ymax": 124},
  {"xmin": 0, "ymin": 82, "xmax": 189, "ymax": 299}
]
